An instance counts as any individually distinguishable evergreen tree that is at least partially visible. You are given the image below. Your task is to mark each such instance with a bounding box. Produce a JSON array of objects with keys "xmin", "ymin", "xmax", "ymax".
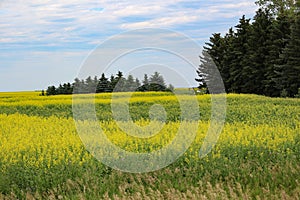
[
  {"xmin": 149, "ymin": 72, "xmax": 167, "ymax": 91},
  {"xmin": 63, "ymin": 82, "xmax": 72, "ymax": 94},
  {"xmin": 241, "ymin": 9, "xmax": 273, "ymax": 94},
  {"xmin": 108, "ymin": 75, "xmax": 116, "ymax": 92},
  {"xmin": 149, "ymin": 72, "xmax": 166, "ymax": 86},
  {"xmin": 138, "ymin": 74, "xmax": 150, "ymax": 91},
  {"xmin": 73, "ymin": 78, "xmax": 82, "ymax": 94},
  {"xmin": 97, "ymin": 73, "xmax": 109, "ymax": 93},
  {"xmin": 222, "ymin": 28, "xmax": 236, "ymax": 92},
  {"xmin": 203, "ymin": 33, "xmax": 229, "ymax": 92},
  {"xmin": 135, "ymin": 78, "xmax": 141, "ymax": 89},
  {"xmin": 114, "ymin": 71, "xmax": 126, "ymax": 92},
  {"xmin": 142, "ymin": 74, "xmax": 149, "ymax": 85},
  {"xmin": 264, "ymin": 12, "xmax": 292, "ymax": 96},
  {"xmin": 278, "ymin": 0, "xmax": 300, "ymax": 96},
  {"xmin": 195, "ymin": 53, "xmax": 208, "ymax": 90},
  {"xmin": 196, "ymin": 50, "xmax": 224, "ymax": 94},
  {"xmin": 228, "ymin": 15, "xmax": 251, "ymax": 93},
  {"xmin": 57, "ymin": 84, "xmax": 64, "ymax": 94},
  {"xmin": 204, "ymin": 33, "xmax": 225, "ymax": 70},
  {"xmin": 46, "ymin": 86, "xmax": 57, "ymax": 95},
  {"xmin": 255, "ymin": 0, "xmax": 296, "ymax": 16},
  {"xmin": 45, "ymin": 71, "xmax": 172, "ymax": 95},
  {"xmin": 85, "ymin": 76, "xmax": 94, "ymax": 93},
  {"xmin": 125, "ymin": 74, "xmax": 136, "ymax": 91},
  {"xmin": 167, "ymin": 84, "xmax": 175, "ymax": 92}
]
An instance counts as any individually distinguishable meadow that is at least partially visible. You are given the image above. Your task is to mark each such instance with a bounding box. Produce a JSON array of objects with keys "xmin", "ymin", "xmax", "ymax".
[{"xmin": 0, "ymin": 91, "xmax": 299, "ymax": 199}]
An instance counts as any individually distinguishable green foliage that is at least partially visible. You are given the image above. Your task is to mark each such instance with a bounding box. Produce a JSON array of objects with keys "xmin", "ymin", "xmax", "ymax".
[
  {"xmin": 295, "ymin": 88, "xmax": 300, "ymax": 97},
  {"xmin": 198, "ymin": 3, "xmax": 300, "ymax": 97},
  {"xmin": 46, "ymin": 71, "xmax": 171, "ymax": 95},
  {"xmin": 277, "ymin": 3, "xmax": 300, "ymax": 97},
  {"xmin": 0, "ymin": 92, "xmax": 299, "ymax": 199},
  {"xmin": 255, "ymin": 0, "xmax": 296, "ymax": 16}
]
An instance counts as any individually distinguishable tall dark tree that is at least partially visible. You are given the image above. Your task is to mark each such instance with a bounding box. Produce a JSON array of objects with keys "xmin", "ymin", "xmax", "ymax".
[
  {"xmin": 264, "ymin": 12, "xmax": 292, "ymax": 96},
  {"xmin": 135, "ymin": 78, "xmax": 141, "ymax": 89},
  {"xmin": 196, "ymin": 50, "xmax": 224, "ymax": 94},
  {"xmin": 114, "ymin": 71, "xmax": 126, "ymax": 92},
  {"xmin": 108, "ymin": 75, "xmax": 116, "ymax": 92},
  {"xmin": 46, "ymin": 71, "xmax": 172, "ymax": 95},
  {"xmin": 46, "ymin": 86, "xmax": 57, "ymax": 95},
  {"xmin": 85, "ymin": 76, "xmax": 94, "ymax": 93},
  {"xmin": 196, "ymin": 1, "xmax": 299, "ymax": 97},
  {"xmin": 124, "ymin": 75, "xmax": 136, "ymax": 91},
  {"xmin": 142, "ymin": 74, "xmax": 149, "ymax": 85},
  {"xmin": 241, "ymin": 9, "xmax": 273, "ymax": 94},
  {"xmin": 227, "ymin": 16, "xmax": 252, "ymax": 93},
  {"xmin": 73, "ymin": 78, "xmax": 82, "ymax": 94},
  {"xmin": 204, "ymin": 33, "xmax": 225, "ymax": 70},
  {"xmin": 256, "ymin": 0, "xmax": 296, "ymax": 16},
  {"xmin": 278, "ymin": 0, "xmax": 300, "ymax": 96},
  {"xmin": 138, "ymin": 74, "xmax": 150, "ymax": 91},
  {"xmin": 97, "ymin": 73, "xmax": 109, "ymax": 93},
  {"xmin": 195, "ymin": 53, "xmax": 208, "ymax": 90},
  {"xmin": 222, "ymin": 28, "xmax": 236, "ymax": 92},
  {"xmin": 149, "ymin": 72, "xmax": 167, "ymax": 91}
]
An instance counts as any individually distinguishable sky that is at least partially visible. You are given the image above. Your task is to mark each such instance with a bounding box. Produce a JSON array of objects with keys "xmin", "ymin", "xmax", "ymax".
[{"xmin": 0, "ymin": 0, "xmax": 259, "ymax": 92}]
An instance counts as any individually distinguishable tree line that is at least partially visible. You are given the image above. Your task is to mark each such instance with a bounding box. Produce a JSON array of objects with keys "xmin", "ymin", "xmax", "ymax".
[
  {"xmin": 196, "ymin": 0, "xmax": 300, "ymax": 97},
  {"xmin": 45, "ymin": 71, "xmax": 174, "ymax": 95}
]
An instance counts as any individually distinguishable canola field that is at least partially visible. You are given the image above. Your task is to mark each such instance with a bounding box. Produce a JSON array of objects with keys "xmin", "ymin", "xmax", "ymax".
[{"xmin": 0, "ymin": 91, "xmax": 299, "ymax": 199}]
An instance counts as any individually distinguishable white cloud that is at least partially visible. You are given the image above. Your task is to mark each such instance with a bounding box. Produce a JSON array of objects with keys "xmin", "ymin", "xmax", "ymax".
[
  {"xmin": 119, "ymin": 1, "xmax": 257, "ymax": 29},
  {"xmin": 0, "ymin": 0, "xmax": 259, "ymax": 91}
]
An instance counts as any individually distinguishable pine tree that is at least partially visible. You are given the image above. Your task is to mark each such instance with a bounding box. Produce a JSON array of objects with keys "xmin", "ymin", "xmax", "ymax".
[
  {"xmin": 241, "ymin": 9, "xmax": 273, "ymax": 94},
  {"xmin": 85, "ymin": 76, "xmax": 94, "ymax": 93},
  {"xmin": 278, "ymin": 0, "xmax": 300, "ymax": 96},
  {"xmin": 108, "ymin": 75, "xmax": 116, "ymax": 92},
  {"xmin": 195, "ymin": 53, "xmax": 208, "ymax": 90},
  {"xmin": 114, "ymin": 71, "xmax": 126, "ymax": 92},
  {"xmin": 204, "ymin": 33, "xmax": 225, "ymax": 69},
  {"xmin": 135, "ymin": 78, "xmax": 141, "ymax": 89},
  {"xmin": 222, "ymin": 28, "xmax": 236, "ymax": 92},
  {"xmin": 138, "ymin": 74, "xmax": 150, "ymax": 91},
  {"xmin": 97, "ymin": 73, "xmax": 109, "ymax": 93},
  {"xmin": 255, "ymin": 0, "xmax": 296, "ymax": 17},
  {"xmin": 228, "ymin": 16, "xmax": 252, "ymax": 93},
  {"xmin": 73, "ymin": 78, "xmax": 82, "ymax": 94},
  {"xmin": 125, "ymin": 75, "xmax": 136, "ymax": 91},
  {"xmin": 46, "ymin": 86, "xmax": 57, "ymax": 95},
  {"xmin": 264, "ymin": 12, "xmax": 292, "ymax": 96},
  {"xmin": 196, "ymin": 50, "xmax": 224, "ymax": 94},
  {"xmin": 149, "ymin": 72, "xmax": 167, "ymax": 91}
]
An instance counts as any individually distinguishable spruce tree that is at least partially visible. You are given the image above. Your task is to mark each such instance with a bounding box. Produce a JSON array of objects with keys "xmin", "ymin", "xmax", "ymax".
[
  {"xmin": 97, "ymin": 73, "xmax": 109, "ymax": 93},
  {"xmin": 149, "ymin": 72, "xmax": 167, "ymax": 91},
  {"xmin": 241, "ymin": 9, "xmax": 273, "ymax": 94},
  {"xmin": 222, "ymin": 28, "xmax": 236, "ymax": 92},
  {"xmin": 264, "ymin": 12, "xmax": 292, "ymax": 96},
  {"xmin": 278, "ymin": 0, "xmax": 300, "ymax": 96},
  {"xmin": 228, "ymin": 16, "xmax": 251, "ymax": 93},
  {"xmin": 125, "ymin": 75, "xmax": 136, "ymax": 91},
  {"xmin": 114, "ymin": 71, "xmax": 126, "ymax": 92}
]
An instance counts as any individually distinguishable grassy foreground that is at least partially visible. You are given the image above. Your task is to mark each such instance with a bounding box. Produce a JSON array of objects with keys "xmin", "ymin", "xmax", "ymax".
[{"xmin": 0, "ymin": 91, "xmax": 299, "ymax": 199}]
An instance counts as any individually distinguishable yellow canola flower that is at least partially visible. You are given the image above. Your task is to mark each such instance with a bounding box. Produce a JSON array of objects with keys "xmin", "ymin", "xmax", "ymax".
[{"xmin": 0, "ymin": 91, "xmax": 299, "ymax": 171}]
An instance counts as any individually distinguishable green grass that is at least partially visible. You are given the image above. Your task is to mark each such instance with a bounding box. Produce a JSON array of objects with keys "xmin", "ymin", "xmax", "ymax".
[{"xmin": 0, "ymin": 92, "xmax": 299, "ymax": 199}]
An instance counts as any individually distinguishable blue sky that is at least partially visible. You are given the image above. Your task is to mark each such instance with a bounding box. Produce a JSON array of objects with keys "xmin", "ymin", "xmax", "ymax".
[{"xmin": 0, "ymin": 0, "xmax": 258, "ymax": 92}]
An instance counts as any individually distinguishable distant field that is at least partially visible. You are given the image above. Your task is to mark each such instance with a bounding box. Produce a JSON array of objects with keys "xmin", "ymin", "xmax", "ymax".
[{"xmin": 0, "ymin": 91, "xmax": 299, "ymax": 199}]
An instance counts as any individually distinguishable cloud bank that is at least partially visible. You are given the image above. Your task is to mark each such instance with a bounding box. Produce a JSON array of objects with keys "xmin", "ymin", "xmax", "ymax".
[{"xmin": 0, "ymin": 0, "xmax": 258, "ymax": 91}]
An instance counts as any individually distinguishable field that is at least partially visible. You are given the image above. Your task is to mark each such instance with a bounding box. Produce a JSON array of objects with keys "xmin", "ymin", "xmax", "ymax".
[{"xmin": 0, "ymin": 91, "xmax": 299, "ymax": 199}]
